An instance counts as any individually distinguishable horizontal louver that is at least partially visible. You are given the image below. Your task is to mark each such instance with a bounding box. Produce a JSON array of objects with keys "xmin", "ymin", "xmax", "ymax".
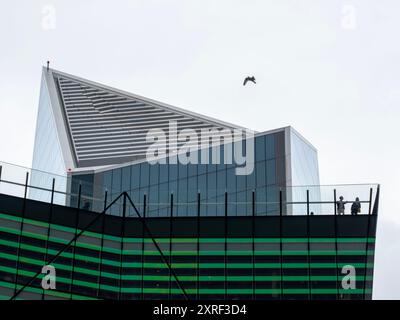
[{"xmin": 56, "ymin": 76, "xmax": 240, "ymax": 167}]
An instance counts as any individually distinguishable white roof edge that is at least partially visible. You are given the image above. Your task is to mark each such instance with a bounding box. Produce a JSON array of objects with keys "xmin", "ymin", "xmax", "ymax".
[
  {"xmin": 287, "ymin": 126, "xmax": 318, "ymax": 152},
  {"xmin": 255, "ymin": 126, "xmax": 288, "ymax": 137},
  {"xmin": 43, "ymin": 68, "xmax": 318, "ymax": 174},
  {"xmin": 42, "ymin": 67, "xmax": 77, "ymax": 170},
  {"xmin": 255, "ymin": 125, "xmax": 317, "ymax": 153},
  {"xmin": 48, "ymin": 67, "xmax": 252, "ymax": 132},
  {"xmin": 255, "ymin": 126, "xmax": 318, "ymax": 154}
]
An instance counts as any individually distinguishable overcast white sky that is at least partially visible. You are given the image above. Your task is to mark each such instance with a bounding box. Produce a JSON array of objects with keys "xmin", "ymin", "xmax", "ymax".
[{"xmin": 0, "ymin": 0, "xmax": 399, "ymax": 299}]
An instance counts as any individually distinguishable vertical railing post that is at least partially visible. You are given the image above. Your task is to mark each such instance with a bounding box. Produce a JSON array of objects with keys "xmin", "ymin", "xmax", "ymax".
[
  {"xmin": 368, "ymin": 188, "xmax": 373, "ymax": 215},
  {"xmin": 97, "ymin": 194, "xmax": 107, "ymax": 299},
  {"xmin": 0, "ymin": 165, "xmax": 2, "ymax": 195},
  {"xmin": 363, "ymin": 208, "xmax": 372, "ymax": 300},
  {"xmin": 42, "ymin": 177, "xmax": 56, "ymax": 300},
  {"xmin": 97, "ymin": 188, "xmax": 109, "ymax": 298},
  {"xmin": 224, "ymin": 191, "xmax": 228, "ymax": 301},
  {"xmin": 333, "ymin": 189, "xmax": 337, "ymax": 215},
  {"xmin": 13, "ymin": 171, "xmax": 30, "ymax": 297},
  {"xmin": 333, "ymin": 188, "xmax": 339, "ymax": 299},
  {"xmin": 252, "ymin": 190, "xmax": 255, "ymax": 217},
  {"xmin": 70, "ymin": 183, "xmax": 82, "ymax": 298},
  {"xmin": 372, "ymin": 185, "xmax": 380, "ymax": 215},
  {"xmin": 50, "ymin": 178, "xmax": 55, "ymax": 205},
  {"xmin": 196, "ymin": 192, "xmax": 200, "ymax": 301},
  {"xmin": 306, "ymin": 189, "xmax": 311, "ymax": 300},
  {"xmin": 252, "ymin": 190, "xmax": 255, "ymax": 300},
  {"xmin": 364, "ymin": 187, "xmax": 374, "ymax": 299},
  {"xmin": 141, "ymin": 193, "xmax": 147, "ymax": 300},
  {"xmin": 103, "ymin": 190, "xmax": 108, "ymax": 212},
  {"xmin": 24, "ymin": 172, "xmax": 29, "ymax": 199},
  {"xmin": 77, "ymin": 184, "xmax": 82, "ymax": 210},
  {"xmin": 169, "ymin": 193, "xmax": 173, "ymax": 300},
  {"xmin": 279, "ymin": 188, "xmax": 283, "ymax": 299},
  {"xmin": 119, "ymin": 193, "xmax": 127, "ymax": 300}
]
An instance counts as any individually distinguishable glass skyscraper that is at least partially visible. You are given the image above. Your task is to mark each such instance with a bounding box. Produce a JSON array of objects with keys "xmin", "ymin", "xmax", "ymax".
[{"xmin": 31, "ymin": 68, "xmax": 320, "ymax": 216}]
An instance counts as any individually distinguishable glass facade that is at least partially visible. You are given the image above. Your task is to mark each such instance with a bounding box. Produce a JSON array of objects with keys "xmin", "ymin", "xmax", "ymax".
[
  {"xmin": 76, "ymin": 132, "xmax": 292, "ymax": 216},
  {"xmin": 290, "ymin": 129, "xmax": 320, "ymax": 187},
  {"xmin": 31, "ymin": 79, "xmax": 321, "ymax": 218},
  {"xmin": 289, "ymin": 129, "xmax": 321, "ymax": 215},
  {"xmin": 29, "ymin": 68, "xmax": 321, "ymax": 217},
  {"xmin": 30, "ymin": 76, "xmax": 67, "ymax": 205}
]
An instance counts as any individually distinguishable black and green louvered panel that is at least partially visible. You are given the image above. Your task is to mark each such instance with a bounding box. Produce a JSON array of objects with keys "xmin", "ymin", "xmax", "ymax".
[{"xmin": 0, "ymin": 194, "xmax": 377, "ymax": 300}]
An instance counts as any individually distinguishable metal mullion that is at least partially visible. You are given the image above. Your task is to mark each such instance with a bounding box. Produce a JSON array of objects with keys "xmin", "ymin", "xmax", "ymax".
[
  {"xmin": 169, "ymin": 193, "xmax": 173, "ymax": 300},
  {"xmin": 224, "ymin": 192, "xmax": 228, "ymax": 300},
  {"xmin": 140, "ymin": 194, "xmax": 146, "ymax": 300},
  {"xmin": 363, "ymin": 188, "xmax": 373, "ymax": 300},
  {"xmin": 306, "ymin": 190, "xmax": 311, "ymax": 300},
  {"xmin": 333, "ymin": 189, "xmax": 339, "ymax": 300},
  {"xmin": 69, "ymin": 184, "xmax": 82, "ymax": 299},
  {"xmin": 118, "ymin": 193, "xmax": 126, "ymax": 300},
  {"xmin": 42, "ymin": 178, "xmax": 55, "ymax": 300},
  {"xmin": 196, "ymin": 192, "xmax": 200, "ymax": 301},
  {"xmin": 252, "ymin": 191, "xmax": 255, "ymax": 301},
  {"xmin": 96, "ymin": 190, "xmax": 107, "ymax": 298},
  {"xmin": 13, "ymin": 172, "xmax": 29, "ymax": 298},
  {"xmin": 279, "ymin": 189, "xmax": 283, "ymax": 299}
]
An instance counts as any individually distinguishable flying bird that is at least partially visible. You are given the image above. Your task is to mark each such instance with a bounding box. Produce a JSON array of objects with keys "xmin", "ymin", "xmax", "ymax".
[{"xmin": 243, "ymin": 76, "xmax": 256, "ymax": 86}]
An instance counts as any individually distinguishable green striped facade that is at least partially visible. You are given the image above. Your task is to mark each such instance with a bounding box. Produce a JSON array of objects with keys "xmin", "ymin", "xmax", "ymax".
[{"xmin": 0, "ymin": 194, "xmax": 376, "ymax": 300}]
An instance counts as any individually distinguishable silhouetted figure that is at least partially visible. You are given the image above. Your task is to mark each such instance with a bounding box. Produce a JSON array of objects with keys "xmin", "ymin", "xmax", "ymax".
[
  {"xmin": 47, "ymin": 61, "xmax": 50, "ymax": 71},
  {"xmin": 336, "ymin": 196, "xmax": 347, "ymax": 215},
  {"xmin": 243, "ymin": 76, "xmax": 256, "ymax": 86},
  {"xmin": 351, "ymin": 197, "xmax": 361, "ymax": 215},
  {"xmin": 82, "ymin": 201, "xmax": 91, "ymax": 211}
]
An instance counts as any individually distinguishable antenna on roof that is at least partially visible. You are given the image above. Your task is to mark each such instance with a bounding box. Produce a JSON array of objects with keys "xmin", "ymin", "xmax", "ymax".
[{"xmin": 47, "ymin": 61, "xmax": 50, "ymax": 71}]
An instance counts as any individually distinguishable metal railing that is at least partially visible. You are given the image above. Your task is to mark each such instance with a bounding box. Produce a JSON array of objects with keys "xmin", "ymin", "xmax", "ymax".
[
  {"xmin": 0, "ymin": 161, "xmax": 379, "ymax": 301},
  {"xmin": 0, "ymin": 161, "xmax": 380, "ymax": 217}
]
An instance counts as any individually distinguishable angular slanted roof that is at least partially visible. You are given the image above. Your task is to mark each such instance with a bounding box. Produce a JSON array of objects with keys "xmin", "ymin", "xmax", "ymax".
[{"xmin": 44, "ymin": 68, "xmax": 249, "ymax": 169}]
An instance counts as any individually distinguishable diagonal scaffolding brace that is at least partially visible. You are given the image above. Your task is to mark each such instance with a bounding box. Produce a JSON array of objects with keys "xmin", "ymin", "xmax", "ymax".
[
  {"xmin": 10, "ymin": 191, "xmax": 189, "ymax": 300},
  {"xmin": 124, "ymin": 192, "xmax": 189, "ymax": 299}
]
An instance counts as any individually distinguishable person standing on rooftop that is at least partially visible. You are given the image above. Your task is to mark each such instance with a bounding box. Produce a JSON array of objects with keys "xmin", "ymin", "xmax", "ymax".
[
  {"xmin": 337, "ymin": 196, "xmax": 347, "ymax": 215},
  {"xmin": 351, "ymin": 197, "xmax": 361, "ymax": 215}
]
